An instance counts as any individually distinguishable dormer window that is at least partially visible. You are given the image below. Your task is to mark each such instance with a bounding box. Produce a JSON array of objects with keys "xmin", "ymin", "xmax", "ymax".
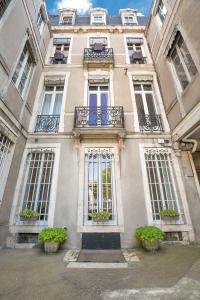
[
  {"xmin": 92, "ymin": 14, "xmax": 104, "ymax": 25},
  {"xmin": 124, "ymin": 15, "xmax": 137, "ymax": 25},
  {"xmin": 59, "ymin": 9, "xmax": 76, "ymax": 25},
  {"xmin": 120, "ymin": 9, "xmax": 138, "ymax": 25},
  {"xmin": 90, "ymin": 8, "xmax": 107, "ymax": 25},
  {"xmin": 157, "ymin": 0, "xmax": 167, "ymax": 24},
  {"xmin": 62, "ymin": 16, "xmax": 73, "ymax": 25}
]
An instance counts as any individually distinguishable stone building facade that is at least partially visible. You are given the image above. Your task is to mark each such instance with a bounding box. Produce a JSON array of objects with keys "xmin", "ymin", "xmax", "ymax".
[
  {"xmin": 0, "ymin": 1, "xmax": 199, "ymax": 249},
  {"xmin": 146, "ymin": 0, "xmax": 200, "ymax": 241}
]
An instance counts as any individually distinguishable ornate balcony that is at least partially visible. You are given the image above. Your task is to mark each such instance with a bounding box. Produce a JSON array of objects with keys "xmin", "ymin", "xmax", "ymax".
[
  {"xmin": 74, "ymin": 106, "xmax": 124, "ymax": 129},
  {"xmin": 50, "ymin": 54, "xmax": 67, "ymax": 64},
  {"xmin": 138, "ymin": 114, "xmax": 163, "ymax": 132},
  {"xmin": 0, "ymin": 0, "xmax": 11, "ymax": 18},
  {"xmin": 83, "ymin": 48, "xmax": 114, "ymax": 66},
  {"xmin": 35, "ymin": 115, "xmax": 60, "ymax": 132}
]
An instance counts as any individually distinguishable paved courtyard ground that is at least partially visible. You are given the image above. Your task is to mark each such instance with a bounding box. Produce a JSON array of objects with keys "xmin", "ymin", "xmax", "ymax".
[{"xmin": 0, "ymin": 245, "xmax": 200, "ymax": 299}]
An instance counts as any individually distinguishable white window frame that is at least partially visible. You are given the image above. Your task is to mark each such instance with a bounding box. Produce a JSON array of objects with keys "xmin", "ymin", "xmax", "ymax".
[
  {"xmin": 0, "ymin": 131, "xmax": 15, "ymax": 206},
  {"xmin": 88, "ymin": 83, "xmax": 110, "ymax": 106},
  {"xmin": 37, "ymin": 8, "xmax": 45, "ymax": 35},
  {"xmin": 169, "ymin": 34, "xmax": 198, "ymax": 93},
  {"xmin": 91, "ymin": 13, "xmax": 106, "ymax": 25},
  {"xmin": 139, "ymin": 144, "xmax": 195, "ymax": 241},
  {"xmin": 77, "ymin": 143, "xmax": 124, "ymax": 233},
  {"xmin": 61, "ymin": 16, "xmax": 73, "ymax": 25},
  {"xmin": 123, "ymin": 14, "xmax": 137, "ymax": 25},
  {"xmin": 40, "ymin": 85, "xmax": 64, "ymax": 116},
  {"xmin": 10, "ymin": 144, "xmax": 60, "ymax": 227},
  {"xmin": 128, "ymin": 71, "xmax": 170, "ymax": 133},
  {"xmin": 12, "ymin": 44, "xmax": 33, "ymax": 97},
  {"xmin": 156, "ymin": 0, "xmax": 167, "ymax": 26},
  {"xmin": 126, "ymin": 38, "xmax": 145, "ymax": 63},
  {"xmin": 133, "ymin": 81, "xmax": 159, "ymax": 115},
  {"xmin": 84, "ymin": 148, "xmax": 117, "ymax": 226}
]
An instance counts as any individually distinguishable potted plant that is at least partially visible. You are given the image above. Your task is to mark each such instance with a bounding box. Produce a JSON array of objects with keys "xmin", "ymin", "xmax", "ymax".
[
  {"xmin": 135, "ymin": 226, "xmax": 165, "ymax": 251},
  {"xmin": 39, "ymin": 227, "xmax": 68, "ymax": 253},
  {"xmin": 18, "ymin": 209, "xmax": 39, "ymax": 221},
  {"xmin": 160, "ymin": 209, "xmax": 179, "ymax": 224},
  {"xmin": 89, "ymin": 211, "xmax": 111, "ymax": 223}
]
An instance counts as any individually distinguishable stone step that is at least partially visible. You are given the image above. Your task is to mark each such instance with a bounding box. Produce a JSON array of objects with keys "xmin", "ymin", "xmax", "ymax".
[{"xmin": 67, "ymin": 262, "xmax": 128, "ymax": 269}]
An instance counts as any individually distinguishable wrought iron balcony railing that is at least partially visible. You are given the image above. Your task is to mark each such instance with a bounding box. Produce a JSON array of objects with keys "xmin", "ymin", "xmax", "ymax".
[
  {"xmin": 138, "ymin": 114, "xmax": 163, "ymax": 132},
  {"xmin": 83, "ymin": 48, "xmax": 114, "ymax": 64},
  {"xmin": 74, "ymin": 107, "xmax": 124, "ymax": 128},
  {"xmin": 35, "ymin": 115, "xmax": 60, "ymax": 132},
  {"xmin": 130, "ymin": 56, "xmax": 147, "ymax": 64},
  {"xmin": 50, "ymin": 56, "xmax": 67, "ymax": 64},
  {"xmin": 0, "ymin": 0, "xmax": 11, "ymax": 18}
]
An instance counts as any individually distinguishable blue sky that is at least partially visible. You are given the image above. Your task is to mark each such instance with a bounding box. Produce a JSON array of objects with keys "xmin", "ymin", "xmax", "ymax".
[{"xmin": 46, "ymin": 0, "xmax": 152, "ymax": 16}]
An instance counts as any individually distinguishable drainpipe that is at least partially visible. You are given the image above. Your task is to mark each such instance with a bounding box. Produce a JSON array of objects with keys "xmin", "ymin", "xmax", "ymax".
[{"xmin": 182, "ymin": 137, "xmax": 198, "ymax": 153}]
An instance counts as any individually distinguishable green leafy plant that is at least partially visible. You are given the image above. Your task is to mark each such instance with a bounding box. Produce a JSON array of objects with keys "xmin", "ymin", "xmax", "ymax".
[
  {"xmin": 18, "ymin": 209, "xmax": 39, "ymax": 218},
  {"xmin": 135, "ymin": 226, "xmax": 165, "ymax": 241},
  {"xmin": 160, "ymin": 209, "xmax": 178, "ymax": 218},
  {"xmin": 89, "ymin": 211, "xmax": 111, "ymax": 220},
  {"xmin": 39, "ymin": 227, "xmax": 68, "ymax": 243}
]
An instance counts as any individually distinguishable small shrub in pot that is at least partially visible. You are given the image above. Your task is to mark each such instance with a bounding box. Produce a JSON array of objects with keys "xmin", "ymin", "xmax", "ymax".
[
  {"xmin": 18, "ymin": 209, "xmax": 39, "ymax": 221},
  {"xmin": 135, "ymin": 226, "xmax": 165, "ymax": 251},
  {"xmin": 39, "ymin": 227, "xmax": 68, "ymax": 253}
]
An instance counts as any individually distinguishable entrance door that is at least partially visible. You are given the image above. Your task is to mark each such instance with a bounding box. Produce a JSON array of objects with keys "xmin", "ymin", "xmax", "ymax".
[{"xmin": 88, "ymin": 84, "xmax": 109, "ymax": 126}]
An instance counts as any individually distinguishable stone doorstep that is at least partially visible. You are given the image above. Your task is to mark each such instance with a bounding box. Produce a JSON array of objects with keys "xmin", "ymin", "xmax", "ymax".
[
  {"xmin": 67, "ymin": 262, "xmax": 129, "ymax": 269},
  {"xmin": 15, "ymin": 243, "xmax": 36, "ymax": 249},
  {"xmin": 63, "ymin": 249, "xmax": 141, "ymax": 268}
]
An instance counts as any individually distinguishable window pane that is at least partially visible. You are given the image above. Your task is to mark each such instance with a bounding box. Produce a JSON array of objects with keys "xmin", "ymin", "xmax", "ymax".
[
  {"xmin": 53, "ymin": 94, "xmax": 63, "ymax": 115},
  {"xmin": 41, "ymin": 94, "xmax": 52, "ymax": 115},
  {"xmin": 135, "ymin": 94, "xmax": 145, "ymax": 114},
  {"xmin": 178, "ymin": 37, "xmax": 197, "ymax": 77},
  {"xmin": 145, "ymin": 150, "xmax": 178, "ymax": 220},
  {"xmin": 22, "ymin": 152, "xmax": 55, "ymax": 221},
  {"xmin": 171, "ymin": 48, "xmax": 189, "ymax": 89}
]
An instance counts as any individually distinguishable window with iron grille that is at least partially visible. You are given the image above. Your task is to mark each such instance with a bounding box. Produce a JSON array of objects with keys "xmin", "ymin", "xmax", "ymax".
[
  {"xmin": 144, "ymin": 149, "xmax": 179, "ymax": 221},
  {"xmin": 84, "ymin": 148, "xmax": 116, "ymax": 224},
  {"xmin": 169, "ymin": 32, "xmax": 198, "ymax": 90},
  {"xmin": 157, "ymin": 0, "xmax": 167, "ymax": 24},
  {"xmin": 0, "ymin": 133, "xmax": 12, "ymax": 204},
  {"xmin": 12, "ymin": 43, "xmax": 33, "ymax": 96},
  {"xmin": 21, "ymin": 151, "xmax": 55, "ymax": 221},
  {"xmin": 50, "ymin": 38, "xmax": 70, "ymax": 64}
]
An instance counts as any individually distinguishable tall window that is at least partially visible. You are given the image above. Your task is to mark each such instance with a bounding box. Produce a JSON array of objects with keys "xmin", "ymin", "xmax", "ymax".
[
  {"xmin": 0, "ymin": 0, "xmax": 11, "ymax": 19},
  {"xmin": 35, "ymin": 85, "xmax": 63, "ymax": 132},
  {"xmin": 84, "ymin": 148, "xmax": 116, "ymax": 224},
  {"xmin": 37, "ymin": 7, "xmax": 45, "ymax": 34},
  {"xmin": 133, "ymin": 81, "xmax": 163, "ymax": 132},
  {"xmin": 12, "ymin": 43, "xmax": 33, "ymax": 96},
  {"xmin": 0, "ymin": 133, "xmax": 12, "ymax": 204},
  {"xmin": 127, "ymin": 38, "xmax": 146, "ymax": 64},
  {"xmin": 21, "ymin": 151, "xmax": 55, "ymax": 221},
  {"xmin": 51, "ymin": 38, "xmax": 70, "ymax": 64},
  {"xmin": 145, "ymin": 149, "xmax": 179, "ymax": 221},
  {"xmin": 157, "ymin": 0, "xmax": 167, "ymax": 24},
  {"xmin": 169, "ymin": 33, "xmax": 198, "ymax": 90}
]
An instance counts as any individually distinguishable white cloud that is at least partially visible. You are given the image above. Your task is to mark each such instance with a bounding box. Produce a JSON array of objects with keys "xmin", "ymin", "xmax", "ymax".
[
  {"xmin": 56, "ymin": 0, "xmax": 92, "ymax": 14},
  {"xmin": 137, "ymin": 12, "xmax": 145, "ymax": 17}
]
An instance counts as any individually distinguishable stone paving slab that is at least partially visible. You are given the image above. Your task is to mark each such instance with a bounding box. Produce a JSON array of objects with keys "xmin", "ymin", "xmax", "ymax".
[
  {"xmin": 102, "ymin": 277, "xmax": 200, "ymax": 299},
  {"xmin": 122, "ymin": 249, "xmax": 141, "ymax": 263},
  {"xmin": 63, "ymin": 249, "xmax": 80, "ymax": 262},
  {"xmin": 67, "ymin": 262, "xmax": 129, "ymax": 269}
]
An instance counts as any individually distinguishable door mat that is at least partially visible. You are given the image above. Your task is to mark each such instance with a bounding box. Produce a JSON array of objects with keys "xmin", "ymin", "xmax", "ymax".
[{"xmin": 77, "ymin": 250, "xmax": 125, "ymax": 263}]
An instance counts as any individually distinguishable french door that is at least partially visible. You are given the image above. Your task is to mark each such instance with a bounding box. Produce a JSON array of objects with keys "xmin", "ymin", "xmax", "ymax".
[
  {"xmin": 41, "ymin": 85, "xmax": 63, "ymax": 116},
  {"xmin": 88, "ymin": 84, "xmax": 109, "ymax": 126},
  {"xmin": 84, "ymin": 148, "xmax": 117, "ymax": 225}
]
